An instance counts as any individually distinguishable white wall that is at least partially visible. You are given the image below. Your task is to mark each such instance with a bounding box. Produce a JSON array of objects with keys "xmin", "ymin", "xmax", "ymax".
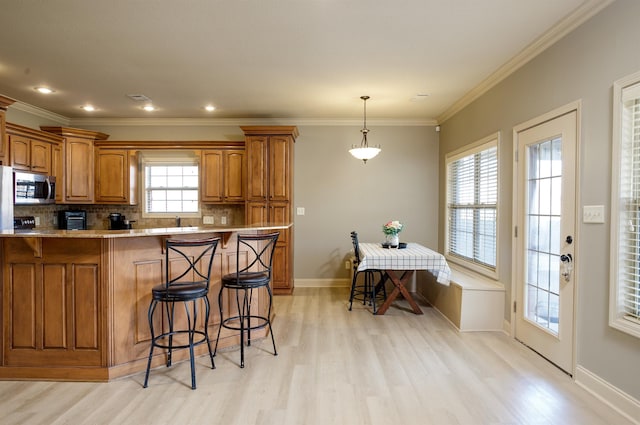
[
  {"xmin": 294, "ymin": 125, "xmax": 439, "ymax": 280},
  {"xmin": 438, "ymin": 0, "xmax": 640, "ymax": 400}
]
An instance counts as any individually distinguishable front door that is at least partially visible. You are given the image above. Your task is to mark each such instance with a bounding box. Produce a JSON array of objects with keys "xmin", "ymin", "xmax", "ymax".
[{"xmin": 514, "ymin": 108, "xmax": 577, "ymax": 374}]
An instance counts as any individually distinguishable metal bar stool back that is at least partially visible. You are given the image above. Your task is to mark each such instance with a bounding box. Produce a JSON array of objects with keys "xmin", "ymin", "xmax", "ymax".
[
  {"xmin": 214, "ymin": 231, "xmax": 279, "ymax": 368},
  {"xmin": 143, "ymin": 236, "xmax": 220, "ymax": 389},
  {"xmin": 349, "ymin": 231, "xmax": 386, "ymax": 313}
]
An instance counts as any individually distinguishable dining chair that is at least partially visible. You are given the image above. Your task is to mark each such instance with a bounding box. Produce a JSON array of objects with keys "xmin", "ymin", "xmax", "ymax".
[{"xmin": 349, "ymin": 231, "xmax": 386, "ymax": 313}]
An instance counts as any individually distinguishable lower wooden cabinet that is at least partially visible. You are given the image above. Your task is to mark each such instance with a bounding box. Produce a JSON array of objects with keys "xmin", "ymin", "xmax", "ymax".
[
  {"xmin": 2, "ymin": 238, "xmax": 103, "ymax": 367},
  {"xmin": 246, "ymin": 201, "xmax": 293, "ymax": 293},
  {"xmin": 0, "ymin": 231, "xmax": 275, "ymax": 381}
]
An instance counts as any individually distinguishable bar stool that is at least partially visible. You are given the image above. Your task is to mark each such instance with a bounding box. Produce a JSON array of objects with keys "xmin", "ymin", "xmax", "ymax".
[
  {"xmin": 143, "ymin": 237, "xmax": 220, "ymax": 389},
  {"xmin": 214, "ymin": 232, "xmax": 279, "ymax": 368},
  {"xmin": 349, "ymin": 231, "xmax": 386, "ymax": 313}
]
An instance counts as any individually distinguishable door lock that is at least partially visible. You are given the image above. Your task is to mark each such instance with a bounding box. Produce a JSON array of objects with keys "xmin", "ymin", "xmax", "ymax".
[{"xmin": 560, "ymin": 253, "xmax": 573, "ymax": 282}]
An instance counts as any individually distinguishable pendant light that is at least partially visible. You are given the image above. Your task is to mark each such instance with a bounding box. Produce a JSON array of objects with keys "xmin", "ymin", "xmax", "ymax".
[{"xmin": 349, "ymin": 95, "xmax": 381, "ymax": 163}]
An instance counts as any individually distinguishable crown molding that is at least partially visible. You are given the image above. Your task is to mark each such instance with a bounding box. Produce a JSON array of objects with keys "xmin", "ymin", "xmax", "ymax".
[
  {"xmin": 68, "ymin": 117, "xmax": 436, "ymax": 127},
  {"xmin": 11, "ymin": 101, "xmax": 71, "ymax": 125},
  {"xmin": 0, "ymin": 95, "xmax": 16, "ymax": 110},
  {"xmin": 7, "ymin": 102, "xmax": 435, "ymax": 127},
  {"xmin": 437, "ymin": 0, "xmax": 616, "ymax": 124}
]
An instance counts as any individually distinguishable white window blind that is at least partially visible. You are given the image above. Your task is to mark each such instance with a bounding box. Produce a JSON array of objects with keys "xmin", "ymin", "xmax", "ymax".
[
  {"xmin": 141, "ymin": 155, "xmax": 200, "ymax": 215},
  {"xmin": 611, "ymin": 76, "xmax": 640, "ymax": 337},
  {"xmin": 145, "ymin": 164, "xmax": 199, "ymax": 213},
  {"xmin": 446, "ymin": 137, "xmax": 498, "ymax": 273}
]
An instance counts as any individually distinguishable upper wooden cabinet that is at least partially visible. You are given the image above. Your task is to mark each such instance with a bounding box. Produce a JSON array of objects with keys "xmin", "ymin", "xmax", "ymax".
[
  {"xmin": 245, "ymin": 136, "xmax": 268, "ymax": 201},
  {"xmin": 41, "ymin": 127, "xmax": 109, "ymax": 204},
  {"xmin": 9, "ymin": 134, "xmax": 32, "ymax": 170},
  {"xmin": 269, "ymin": 135, "xmax": 292, "ymax": 202},
  {"xmin": 65, "ymin": 137, "xmax": 95, "ymax": 203},
  {"xmin": 0, "ymin": 95, "xmax": 16, "ymax": 165},
  {"xmin": 201, "ymin": 149, "xmax": 245, "ymax": 203},
  {"xmin": 0, "ymin": 111, "xmax": 6, "ymax": 166},
  {"xmin": 244, "ymin": 132, "xmax": 294, "ymax": 203},
  {"xmin": 30, "ymin": 140, "xmax": 52, "ymax": 174},
  {"xmin": 52, "ymin": 143, "xmax": 64, "ymax": 203},
  {"xmin": 6, "ymin": 123, "xmax": 62, "ymax": 175},
  {"xmin": 95, "ymin": 148, "xmax": 138, "ymax": 205}
]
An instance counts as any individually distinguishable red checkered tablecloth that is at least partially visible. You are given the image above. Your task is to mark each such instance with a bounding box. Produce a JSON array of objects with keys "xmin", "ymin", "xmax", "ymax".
[{"xmin": 357, "ymin": 242, "xmax": 451, "ymax": 285}]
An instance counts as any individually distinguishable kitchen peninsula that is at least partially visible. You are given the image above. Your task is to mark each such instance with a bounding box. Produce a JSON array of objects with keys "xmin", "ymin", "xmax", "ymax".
[{"xmin": 0, "ymin": 223, "xmax": 290, "ymax": 381}]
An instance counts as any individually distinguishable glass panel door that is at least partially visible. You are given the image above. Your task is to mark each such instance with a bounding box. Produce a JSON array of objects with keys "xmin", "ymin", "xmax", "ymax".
[{"xmin": 526, "ymin": 137, "xmax": 562, "ymax": 334}]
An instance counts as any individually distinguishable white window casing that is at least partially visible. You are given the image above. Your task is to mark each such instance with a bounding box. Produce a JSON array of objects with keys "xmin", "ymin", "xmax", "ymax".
[
  {"xmin": 610, "ymin": 71, "xmax": 640, "ymax": 339},
  {"xmin": 139, "ymin": 150, "xmax": 201, "ymax": 218},
  {"xmin": 445, "ymin": 133, "xmax": 500, "ymax": 279}
]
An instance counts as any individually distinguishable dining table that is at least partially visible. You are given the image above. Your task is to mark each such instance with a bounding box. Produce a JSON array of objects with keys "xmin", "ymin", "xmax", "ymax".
[{"xmin": 357, "ymin": 242, "xmax": 451, "ymax": 315}]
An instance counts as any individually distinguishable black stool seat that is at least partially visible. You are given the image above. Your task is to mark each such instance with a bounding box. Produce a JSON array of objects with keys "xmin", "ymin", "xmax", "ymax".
[
  {"xmin": 143, "ymin": 237, "xmax": 220, "ymax": 390},
  {"xmin": 214, "ymin": 232, "xmax": 279, "ymax": 368},
  {"xmin": 151, "ymin": 282, "xmax": 208, "ymax": 300},
  {"xmin": 221, "ymin": 271, "xmax": 269, "ymax": 288}
]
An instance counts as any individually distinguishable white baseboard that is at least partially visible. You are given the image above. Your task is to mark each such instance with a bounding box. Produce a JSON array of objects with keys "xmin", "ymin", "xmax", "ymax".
[
  {"xmin": 294, "ymin": 278, "xmax": 350, "ymax": 288},
  {"xmin": 574, "ymin": 365, "xmax": 640, "ymax": 425},
  {"xmin": 503, "ymin": 319, "xmax": 512, "ymax": 336}
]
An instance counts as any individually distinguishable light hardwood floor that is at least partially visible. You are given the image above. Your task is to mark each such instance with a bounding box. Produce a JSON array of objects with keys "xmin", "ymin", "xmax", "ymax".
[{"xmin": 0, "ymin": 287, "xmax": 634, "ymax": 425}]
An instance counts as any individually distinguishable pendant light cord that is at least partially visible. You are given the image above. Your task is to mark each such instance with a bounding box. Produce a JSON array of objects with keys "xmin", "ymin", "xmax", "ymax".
[{"xmin": 361, "ymin": 95, "xmax": 370, "ymax": 147}]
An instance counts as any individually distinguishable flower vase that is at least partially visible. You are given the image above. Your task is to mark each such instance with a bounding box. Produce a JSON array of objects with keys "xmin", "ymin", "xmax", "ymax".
[{"xmin": 386, "ymin": 233, "xmax": 399, "ymax": 248}]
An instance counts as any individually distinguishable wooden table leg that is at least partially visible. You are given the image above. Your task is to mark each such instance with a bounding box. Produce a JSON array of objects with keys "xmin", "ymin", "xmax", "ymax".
[{"xmin": 375, "ymin": 270, "xmax": 423, "ymax": 315}]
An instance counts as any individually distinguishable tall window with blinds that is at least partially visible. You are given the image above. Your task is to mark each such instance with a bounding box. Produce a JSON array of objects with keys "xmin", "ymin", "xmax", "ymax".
[
  {"xmin": 445, "ymin": 134, "xmax": 499, "ymax": 277},
  {"xmin": 611, "ymin": 72, "xmax": 640, "ymax": 339}
]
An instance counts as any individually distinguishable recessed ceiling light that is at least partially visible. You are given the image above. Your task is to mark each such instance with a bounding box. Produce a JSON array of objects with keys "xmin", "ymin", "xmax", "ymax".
[
  {"xmin": 82, "ymin": 105, "xmax": 95, "ymax": 112},
  {"xmin": 143, "ymin": 105, "xmax": 155, "ymax": 111},
  {"xmin": 205, "ymin": 105, "xmax": 215, "ymax": 112},
  {"xmin": 35, "ymin": 86, "xmax": 54, "ymax": 94}
]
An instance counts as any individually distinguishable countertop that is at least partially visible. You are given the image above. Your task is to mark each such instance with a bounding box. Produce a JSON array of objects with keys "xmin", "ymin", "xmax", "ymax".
[{"xmin": 0, "ymin": 223, "xmax": 292, "ymax": 239}]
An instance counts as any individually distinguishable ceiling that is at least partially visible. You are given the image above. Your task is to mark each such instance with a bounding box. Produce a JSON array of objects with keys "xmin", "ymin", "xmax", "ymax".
[{"xmin": 0, "ymin": 0, "xmax": 611, "ymax": 124}]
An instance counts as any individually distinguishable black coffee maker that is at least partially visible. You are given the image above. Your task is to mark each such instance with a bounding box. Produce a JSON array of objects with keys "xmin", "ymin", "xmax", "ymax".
[{"xmin": 108, "ymin": 212, "xmax": 134, "ymax": 230}]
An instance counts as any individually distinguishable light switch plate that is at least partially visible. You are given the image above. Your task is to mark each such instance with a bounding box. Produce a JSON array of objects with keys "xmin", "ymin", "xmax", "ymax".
[
  {"xmin": 583, "ymin": 205, "xmax": 605, "ymax": 223},
  {"xmin": 297, "ymin": 207, "xmax": 305, "ymax": 216},
  {"xmin": 203, "ymin": 216, "xmax": 214, "ymax": 225}
]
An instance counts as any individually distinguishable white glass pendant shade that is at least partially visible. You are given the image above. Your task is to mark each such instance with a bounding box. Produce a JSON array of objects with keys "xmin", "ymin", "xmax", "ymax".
[
  {"xmin": 349, "ymin": 96, "xmax": 381, "ymax": 163},
  {"xmin": 349, "ymin": 146, "xmax": 381, "ymax": 161}
]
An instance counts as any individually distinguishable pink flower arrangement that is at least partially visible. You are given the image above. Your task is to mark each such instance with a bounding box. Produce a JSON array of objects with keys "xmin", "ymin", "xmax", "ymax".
[{"xmin": 382, "ymin": 220, "xmax": 403, "ymax": 235}]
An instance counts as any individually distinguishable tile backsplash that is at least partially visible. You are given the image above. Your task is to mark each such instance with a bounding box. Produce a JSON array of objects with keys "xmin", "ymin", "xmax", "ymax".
[{"xmin": 14, "ymin": 204, "xmax": 245, "ymax": 230}]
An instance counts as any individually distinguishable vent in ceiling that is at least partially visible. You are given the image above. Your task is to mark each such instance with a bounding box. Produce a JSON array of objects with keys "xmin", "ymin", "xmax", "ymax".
[{"xmin": 126, "ymin": 94, "xmax": 151, "ymax": 102}]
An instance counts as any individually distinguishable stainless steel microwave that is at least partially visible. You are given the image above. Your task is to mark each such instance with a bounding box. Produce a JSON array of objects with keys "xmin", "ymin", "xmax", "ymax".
[{"xmin": 14, "ymin": 171, "xmax": 56, "ymax": 205}]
